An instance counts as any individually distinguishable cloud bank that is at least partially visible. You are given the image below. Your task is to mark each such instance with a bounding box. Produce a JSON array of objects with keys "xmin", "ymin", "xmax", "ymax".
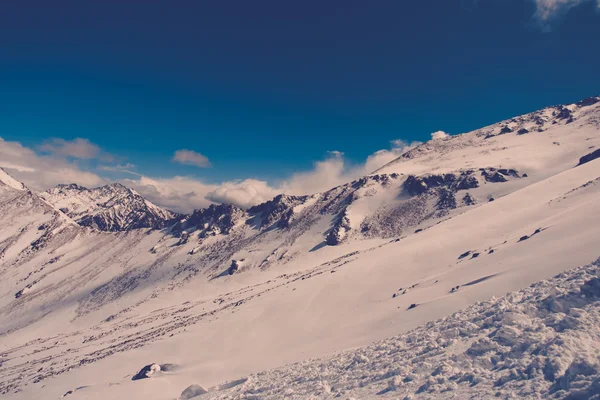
[
  {"xmin": 125, "ymin": 139, "xmax": 423, "ymax": 213},
  {"xmin": 0, "ymin": 137, "xmax": 106, "ymax": 190},
  {"xmin": 38, "ymin": 137, "xmax": 113, "ymax": 161},
  {"xmin": 0, "ymin": 135, "xmax": 426, "ymax": 214}
]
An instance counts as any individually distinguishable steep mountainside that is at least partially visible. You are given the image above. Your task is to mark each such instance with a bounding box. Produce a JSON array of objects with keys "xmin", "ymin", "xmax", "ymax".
[
  {"xmin": 0, "ymin": 96, "xmax": 599, "ymax": 400},
  {"xmin": 40, "ymin": 183, "xmax": 177, "ymax": 231}
]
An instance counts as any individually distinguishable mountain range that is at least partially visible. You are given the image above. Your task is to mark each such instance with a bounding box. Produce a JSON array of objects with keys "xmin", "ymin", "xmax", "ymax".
[{"xmin": 0, "ymin": 96, "xmax": 599, "ymax": 399}]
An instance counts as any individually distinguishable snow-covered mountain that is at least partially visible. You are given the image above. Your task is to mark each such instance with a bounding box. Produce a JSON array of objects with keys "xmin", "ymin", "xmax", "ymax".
[
  {"xmin": 0, "ymin": 96, "xmax": 599, "ymax": 400},
  {"xmin": 0, "ymin": 168, "xmax": 27, "ymax": 192},
  {"xmin": 40, "ymin": 182, "xmax": 177, "ymax": 231}
]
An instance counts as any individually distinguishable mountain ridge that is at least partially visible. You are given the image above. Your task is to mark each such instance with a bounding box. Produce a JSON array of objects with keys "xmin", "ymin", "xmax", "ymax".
[{"xmin": 0, "ymin": 95, "xmax": 599, "ymax": 399}]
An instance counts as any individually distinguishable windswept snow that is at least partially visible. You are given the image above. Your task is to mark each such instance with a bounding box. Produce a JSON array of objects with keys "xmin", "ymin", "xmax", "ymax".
[{"xmin": 197, "ymin": 258, "xmax": 600, "ymax": 399}]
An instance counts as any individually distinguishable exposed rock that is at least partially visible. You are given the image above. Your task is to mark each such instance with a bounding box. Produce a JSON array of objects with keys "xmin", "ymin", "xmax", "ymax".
[
  {"xmin": 576, "ymin": 96, "xmax": 600, "ymax": 107},
  {"xmin": 482, "ymin": 170, "xmax": 507, "ymax": 183},
  {"xmin": 499, "ymin": 126, "xmax": 513, "ymax": 134},
  {"xmin": 555, "ymin": 106, "xmax": 572, "ymax": 121},
  {"xmin": 180, "ymin": 384, "xmax": 208, "ymax": 399},
  {"xmin": 247, "ymin": 194, "xmax": 308, "ymax": 229},
  {"xmin": 463, "ymin": 193, "xmax": 476, "ymax": 206},
  {"xmin": 229, "ymin": 260, "xmax": 240, "ymax": 275},
  {"xmin": 176, "ymin": 204, "xmax": 245, "ymax": 238},
  {"xmin": 403, "ymin": 171, "xmax": 479, "ymax": 197},
  {"xmin": 132, "ymin": 363, "xmax": 161, "ymax": 380},
  {"xmin": 42, "ymin": 183, "xmax": 177, "ymax": 231},
  {"xmin": 435, "ymin": 188, "xmax": 457, "ymax": 212},
  {"xmin": 577, "ymin": 149, "xmax": 600, "ymax": 166},
  {"xmin": 517, "ymin": 128, "xmax": 529, "ymax": 135},
  {"xmin": 580, "ymin": 278, "xmax": 600, "ymax": 298},
  {"xmin": 326, "ymin": 211, "xmax": 351, "ymax": 246},
  {"xmin": 403, "ymin": 175, "xmax": 429, "ymax": 196},
  {"xmin": 455, "ymin": 175, "xmax": 479, "ymax": 191},
  {"xmin": 497, "ymin": 168, "xmax": 520, "ymax": 178}
]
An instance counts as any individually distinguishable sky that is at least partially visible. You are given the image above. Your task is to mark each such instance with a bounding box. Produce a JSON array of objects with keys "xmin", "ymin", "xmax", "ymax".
[{"xmin": 0, "ymin": 0, "xmax": 599, "ymax": 212}]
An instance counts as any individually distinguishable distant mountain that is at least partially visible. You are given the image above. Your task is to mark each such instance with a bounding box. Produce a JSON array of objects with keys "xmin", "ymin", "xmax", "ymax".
[{"xmin": 40, "ymin": 182, "xmax": 177, "ymax": 231}]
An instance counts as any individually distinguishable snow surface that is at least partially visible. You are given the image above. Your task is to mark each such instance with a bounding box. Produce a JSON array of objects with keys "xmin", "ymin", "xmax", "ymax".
[
  {"xmin": 195, "ymin": 258, "xmax": 600, "ymax": 399},
  {"xmin": 0, "ymin": 168, "xmax": 26, "ymax": 191},
  {"xmin": 0, "ymin": 97, "xmax": 599, "ymax": 399}
]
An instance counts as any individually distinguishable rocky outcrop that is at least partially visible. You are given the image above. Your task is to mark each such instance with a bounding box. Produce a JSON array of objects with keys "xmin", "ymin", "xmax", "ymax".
[
  {"xmin": 229, "ymin": 259, "xmax": 240, "ymax": 275},
  {"xmin": 403, "ymin": 171, "xmax": 480, "ymax": 197},
  {"xmin": 463, "ymin": 193, "xmax": 476, "ymax": 206},
  {"xmin": 576, "ymin": 96, "xmax": 600, "ymax": 107},
  {"xmin": 326, "ymin": 211, "xmax": 351, "ymax": 246},
  {"xmin": 555, "ymin": 106, "xmax": 572, "ymax": 122},
  {"xmin": 175, "ymin": 204, "xmax": 245, "ymax": 238},
  {"xmin": 577, "ymin": 148, "xmax": 600, "ymax": 166},
  {"xmin": 481, "ymin": 168, "xmax": 520, "ymax": 183},
  {"xmin": 247, "ymin": 194, "xmax": 308, "ymax": 229},
  {"xmin": 42, "ymin": 183, "xmax": 177, "ymax": 231}
]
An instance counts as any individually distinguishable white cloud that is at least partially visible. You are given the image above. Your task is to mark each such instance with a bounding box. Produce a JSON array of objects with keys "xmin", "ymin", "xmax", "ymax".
[
  {"xmin": 123, "ymin": 138, "xmax": 427, "ymax": 212},
  {"xmin": 123, "ymin": 175, "xmax": 217, "ymax": 213},
  {"xmin": 278, "ymin": 140, "xmax": 422, "ymax": 195},
  {"xmin": 0, "ymin": 134, "xmax": 426, "ymax": 214},
  {"xmin": 0, "ymin": 137, "xmax": 106, "ymax": 190},
  {"xmin": 281, "ymin": 151, "xmax": 347, "ymax": 195},
  {"xmin": 38, "ymin": 137, "xmax": 113, "ymax": 161},
  {"xmin": 362, "ymin": 139, "xmax": 422, "ymax": 174},
  {"xmin": 206, "ymin": 179, "xmax": 280, "ymax": 209},
  {"xmin": 474, "ymin": 0, "xmax": 598, "ymax": 30},
  {"xmin": 172, "ymin": 149, "xmax": 211, "ymax": 168},
  {"xmin": 431, "ymin": 130, "xmax": 450, "ymax": 140},
  {"xmin": 533, "ymin": 0, "xmax": 594, "ymax": 22},
  {"xmin": 99, "ymin": 163, "xmax": 139, "ymax": 175},
  {"xmin": 125, "ymin": 176, "xmax": 280, "ymax": 213}
]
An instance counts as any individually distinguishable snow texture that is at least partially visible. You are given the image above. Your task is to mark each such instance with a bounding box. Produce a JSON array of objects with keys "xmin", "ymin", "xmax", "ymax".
[{"xmin": 198, "ymin": 258, "xmax": 600, "ymax": 399}]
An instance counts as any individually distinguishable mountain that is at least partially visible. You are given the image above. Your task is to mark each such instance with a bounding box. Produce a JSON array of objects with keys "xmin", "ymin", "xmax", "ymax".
[
  {"xmin": 0, "ymin": 96, "xmax": 599, "ymax": 400},
  {"xmin": 40, "ymin": 182, "xmax": 177, "ymax": 231},
  {"xmin": 0, "ymin": 168, "xmax": 27, "ymax": 192}
]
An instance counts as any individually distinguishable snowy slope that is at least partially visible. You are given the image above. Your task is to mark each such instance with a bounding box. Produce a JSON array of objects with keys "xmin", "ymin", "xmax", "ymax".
[
  {"xmin": 40, "ymin": 183, "xmax": 177, "ymax": 231},
  {"xmin": 0, "ymin": 168, "xmax": 27, "ymax": 192},
  {"xmin": 0, "ymin": 96, "xmax": 599, "ymax": 399},
  {"xmin": 195, "ymin": 258, "xmax": 600, "ymax": 399}
]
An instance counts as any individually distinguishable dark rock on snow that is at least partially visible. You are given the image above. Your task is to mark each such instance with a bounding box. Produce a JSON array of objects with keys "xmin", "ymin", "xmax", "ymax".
[
  {"xmin": 577, "ymin": 149, "xmax": 600, "ymax": 166},
  {"xmin": 180, "ymin": 384, "xmax": 208, "ymax": 399}
]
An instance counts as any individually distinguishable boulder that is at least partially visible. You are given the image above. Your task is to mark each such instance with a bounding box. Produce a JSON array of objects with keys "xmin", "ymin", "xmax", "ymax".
[
  {"xmin": 577, "ymin": 149, "xmax": 600, "ymax": 166},
  {"xmin": 132, "ymin": 363, "xmax": 161, "ymax": 381},
  {"xmin": 180, "ymin": 384, "xmax": 208, "ymax": 399}
]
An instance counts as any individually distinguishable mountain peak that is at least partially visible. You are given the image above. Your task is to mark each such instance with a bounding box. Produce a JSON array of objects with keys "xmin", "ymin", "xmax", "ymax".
[
  {"xmin": 0, "ymin": 168, "xmax": 27, "ymax": 191},
  {"xmin": 41, "ymin": 181, "xmax": 176, "ymax": 231}
]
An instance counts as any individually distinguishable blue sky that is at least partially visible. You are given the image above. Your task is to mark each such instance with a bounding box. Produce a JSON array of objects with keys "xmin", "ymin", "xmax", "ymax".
[{"xmin": 0, "ymin": 0, "xmax": 599, "ymax": 212}]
